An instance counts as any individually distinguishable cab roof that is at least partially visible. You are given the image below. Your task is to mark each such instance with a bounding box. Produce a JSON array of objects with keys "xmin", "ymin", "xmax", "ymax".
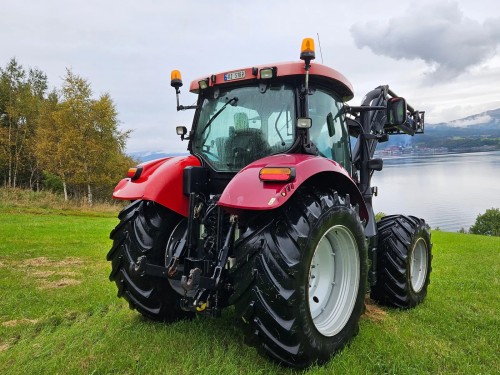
[{"xmin": 189, "ymin": 61, "xmax": 354, "ymax": 101}]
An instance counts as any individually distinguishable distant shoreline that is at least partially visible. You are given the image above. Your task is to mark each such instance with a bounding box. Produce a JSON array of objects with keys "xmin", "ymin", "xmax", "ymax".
[{"xmin": 374, "ymin": 147, "xmax": 500, "ymax": 158}]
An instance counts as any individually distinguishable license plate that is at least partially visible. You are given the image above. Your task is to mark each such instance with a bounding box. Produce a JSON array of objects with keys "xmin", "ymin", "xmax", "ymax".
[{"xmin": 224, "ymin": 70, "xmax": 245, "ymax": 81}]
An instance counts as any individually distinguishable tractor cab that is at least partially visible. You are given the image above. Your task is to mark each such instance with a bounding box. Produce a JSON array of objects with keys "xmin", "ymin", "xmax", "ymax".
[
  {"xmin": 187, "ymin": 81, "xmax": 353, "ymax": 174},
  {"xmin": 171, "ymin": 39, "xmax": 355, "ymax": 184}
]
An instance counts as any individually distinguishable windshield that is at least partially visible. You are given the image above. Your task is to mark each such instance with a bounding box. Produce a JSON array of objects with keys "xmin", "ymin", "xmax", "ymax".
[{"xmin": 192, "ymin": 84, "xmax": 295, "ymax": 171}]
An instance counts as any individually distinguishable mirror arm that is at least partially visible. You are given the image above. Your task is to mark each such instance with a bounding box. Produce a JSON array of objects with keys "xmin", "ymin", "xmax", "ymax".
[
  {"xmin": 177, "ymin": 105, "xmax": 198, "ymax": 111},
  {"xmin": 174, "ymin": 88, "xmax": 198, "ymax": 111},
  {"xmin": 346, "ymin": 105, "xmax": 386, "ymax": 113},
  {"xmin": 394, "ymin": 122, "xmax": 415, "ymax": 136}
]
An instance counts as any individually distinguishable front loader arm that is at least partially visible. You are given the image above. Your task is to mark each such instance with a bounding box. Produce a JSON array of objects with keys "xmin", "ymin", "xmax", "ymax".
[{"xmin": 345, "ymin": 85, "xmax": 425, "ymax": 240}]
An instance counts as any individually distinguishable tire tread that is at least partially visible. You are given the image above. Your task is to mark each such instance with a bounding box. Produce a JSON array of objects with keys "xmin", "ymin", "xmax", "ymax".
[
  {"xmin": 371, "ymin": 215, "xmax": 432, "ymax": 309},
  {"xmin": 107, "ymin": 200, "xmax": 191, "ymax": 322},
  {"xmin": 233, "ymin": 187, "xmax": 367, "ymax": 367}
]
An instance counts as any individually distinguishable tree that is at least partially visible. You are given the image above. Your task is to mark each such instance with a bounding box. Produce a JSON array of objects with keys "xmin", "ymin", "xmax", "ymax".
[
  {"xmin": 1, "ymin": 60, "xmax": 132, "ymax": 202},
  {"xmin": 0, "ymin": 58, "xmax": 47, "ymax": 188},
  {"xmin": 43, "ymin": 70, "xmax": 130, "ymax": 205},
  {"xmin": 35, "ymin": 90, "xmax": 74, "ymax": 200},
  {"xmin": 469, "ymin": 208, "xmax": 500, "ymax": 237},
  {"xmin": 25, "ymin": 67, "xmax": 48, "ymax": 190}
]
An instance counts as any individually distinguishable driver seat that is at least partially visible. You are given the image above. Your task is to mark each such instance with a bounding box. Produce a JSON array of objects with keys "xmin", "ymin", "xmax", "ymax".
[{"xmin": 226, "ymin": 112, "xmax": 269, "ymax": 167}]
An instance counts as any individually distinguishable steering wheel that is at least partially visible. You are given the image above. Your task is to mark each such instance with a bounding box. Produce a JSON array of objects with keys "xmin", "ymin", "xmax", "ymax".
[{"xmin": 203, "ymin": 150, "xmax": 220, "ymax": 161}]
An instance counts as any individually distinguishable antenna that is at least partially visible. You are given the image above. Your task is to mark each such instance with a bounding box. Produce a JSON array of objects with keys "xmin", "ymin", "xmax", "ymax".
[{"xmin": 317, "ymin": 33, "xmax": 324, "ymax": 64}]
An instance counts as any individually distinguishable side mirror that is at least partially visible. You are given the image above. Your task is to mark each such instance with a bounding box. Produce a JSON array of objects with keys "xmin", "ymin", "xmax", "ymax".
[
  {"xmin": 326, "ymin": 112, "xmax": 336, "ymax": 137},
  {"xmin": 387, "ymin": 97, "xmax": 407, "ymax": 126},
  {"xmin": 176, "ymin": 126, "xmax": 188, "ymax": 141}
]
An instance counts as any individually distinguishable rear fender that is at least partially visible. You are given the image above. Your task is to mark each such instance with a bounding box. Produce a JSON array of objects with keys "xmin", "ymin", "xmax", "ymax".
[
  {"xmin": 113, "ymin": 155, "xmax": 201, "ymax": 217},
  {"xmin": 218, "ymin": 154, "xmax": 367, "ymax": 221}
]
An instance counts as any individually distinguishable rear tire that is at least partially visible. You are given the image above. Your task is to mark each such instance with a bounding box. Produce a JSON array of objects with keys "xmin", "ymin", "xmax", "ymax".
[
  {"xmin": 371, "ymin": 215, "xmax": 432, "ymax": 308},
  {"xmin": 107, "ymin": 200, "xmax": 192, "ymax": 322},
  {"xmin": 232, "ymin": 187, "xmax": 367, "ymax": 367}
]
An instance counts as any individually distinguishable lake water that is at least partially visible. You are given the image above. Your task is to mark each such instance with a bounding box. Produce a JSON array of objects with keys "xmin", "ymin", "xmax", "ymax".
[{"xmin": 370, "ymin": 151, "xmax": 500, "ymax": 232}]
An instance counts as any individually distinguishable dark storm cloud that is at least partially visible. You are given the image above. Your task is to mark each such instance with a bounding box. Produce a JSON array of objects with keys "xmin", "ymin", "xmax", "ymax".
[{"xmin": 350, "ymin": 1, "xmax": 500, "ymax": 82}]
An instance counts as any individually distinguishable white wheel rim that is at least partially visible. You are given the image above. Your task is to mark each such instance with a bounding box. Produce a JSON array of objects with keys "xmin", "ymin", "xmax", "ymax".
[
  {"xmin": 308, "ymin": 225, "xmax": 360, "ymax": 337},
  {"xmin": 410, "ymin": 238, "xmax": 428, "ymax": 292}
]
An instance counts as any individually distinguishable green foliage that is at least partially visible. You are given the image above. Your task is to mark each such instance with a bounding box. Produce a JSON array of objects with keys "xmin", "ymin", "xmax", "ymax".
[
  {"xmin": 0, "ymin": 58, "xmax": 47, "ymax": 189},
  {"xmin": 37, "ymin": 69, "xmax": 131, "ymax": 204},
  {"xmin": 42, "ymin": 171, "xmax": 64, "ymax": 193},
  {"xmin": 469, "ymin": 208, "xmax": 500, "ymax": 236},
  {"xmin": 375, "ymin": 212, "xmax": 386, "ymax": 221},
  {"xmin": 0, "ymin": 58, "xmax": 133, "ymax": 203}
]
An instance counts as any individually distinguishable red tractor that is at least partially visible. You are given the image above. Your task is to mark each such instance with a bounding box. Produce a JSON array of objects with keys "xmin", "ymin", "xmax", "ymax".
[{"xmin": 107, "ymin": 38, "xmax": 432, "ymax": 367}]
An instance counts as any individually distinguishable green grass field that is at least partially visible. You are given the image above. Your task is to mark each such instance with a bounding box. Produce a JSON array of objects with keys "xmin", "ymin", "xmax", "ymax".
[{"xmin": 0, "ymin": 205, "xmax": 499, "ymax": 374}]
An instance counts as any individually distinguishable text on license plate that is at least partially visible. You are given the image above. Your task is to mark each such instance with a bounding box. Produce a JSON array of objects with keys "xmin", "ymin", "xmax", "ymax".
[{"xmin": 224, "ymin": 70, "xmax": 246, "ymax": 81}]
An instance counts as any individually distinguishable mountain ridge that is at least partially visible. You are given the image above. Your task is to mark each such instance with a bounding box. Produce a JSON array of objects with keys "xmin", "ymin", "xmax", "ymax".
[{"xmin": 428, "ymin": 107, "xmax": 500, "ymax": 130}]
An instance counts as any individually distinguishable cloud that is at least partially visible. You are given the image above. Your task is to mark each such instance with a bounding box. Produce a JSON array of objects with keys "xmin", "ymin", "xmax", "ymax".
[
  {"xmin": 450, "ymin": 114, "xmax": 496, "ymax": 127},
  {"xmin": 350, "ymin": 1, "xmax": 500, "ymax": 82}
]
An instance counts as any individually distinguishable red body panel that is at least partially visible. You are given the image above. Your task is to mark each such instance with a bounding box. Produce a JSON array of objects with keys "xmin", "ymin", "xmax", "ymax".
[
  {"xmin": 189, "ymin": 61, "xmax": 354, "ymax": 101},
  {"xmin": 218, "ymin": 154, "xmax": 368, "ymax": 220},
  {"xmin": 113, "ymin": 155, "xmax": 201, "ymax": 217}
]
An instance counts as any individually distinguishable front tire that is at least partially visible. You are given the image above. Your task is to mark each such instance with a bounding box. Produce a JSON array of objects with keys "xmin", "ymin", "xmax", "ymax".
[
  {"xmin": 107, "ymin": 200, "xmax": 192, "ymax": 322},
  {"xmin": 371, "ymin": 215, "xmax": 432, "ymax": 308},
  {"xmin": 233, "ymin": 187, "xmax": 367, "ymax": 367}
]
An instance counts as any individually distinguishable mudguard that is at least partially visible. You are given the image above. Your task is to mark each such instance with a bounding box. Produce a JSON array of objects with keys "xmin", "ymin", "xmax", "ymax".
[
  {"xmin": 218, "ymin": 154, "xmax": 368, "ymax": 220},
  {"xmin": 113, "ymin": 155, "xmax": 201, "ymax": 217}
]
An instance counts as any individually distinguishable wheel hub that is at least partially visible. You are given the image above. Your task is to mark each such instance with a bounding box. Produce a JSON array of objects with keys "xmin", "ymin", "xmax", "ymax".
[
  {"xmin": 410, "ymin": 237, "xmax": 428, "ymax": 293},
  {"xmin": 308, "ymin": 225, "xmax": 360, "ymax": 337}
]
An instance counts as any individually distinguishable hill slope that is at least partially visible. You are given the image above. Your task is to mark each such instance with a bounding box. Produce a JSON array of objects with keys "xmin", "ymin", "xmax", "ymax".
[{"xmin": 379, "ymin": 108, "xmax": 500, "ymax": 152}]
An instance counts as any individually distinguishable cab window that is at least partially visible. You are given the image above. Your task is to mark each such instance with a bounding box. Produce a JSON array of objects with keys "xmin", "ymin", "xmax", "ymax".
[
  {"xmin": 308, "ymin": 89, "xmax": 352, "ymax": 172},
  {"xmin": 193, "ymin": 85, "xmax": 295, "ymax": 171}
]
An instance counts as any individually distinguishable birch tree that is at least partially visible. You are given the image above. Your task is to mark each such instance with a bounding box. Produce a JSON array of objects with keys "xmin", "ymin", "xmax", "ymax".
[
  {"xmin": 0, "ymin": 58, "xmax": 47, "ymax": 188},
  {"xmin": 56, "ymin": 70, "xmax": 130, "ymax": 205}
]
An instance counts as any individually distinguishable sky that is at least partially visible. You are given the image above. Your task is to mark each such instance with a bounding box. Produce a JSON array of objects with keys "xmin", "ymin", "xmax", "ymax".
[{"xmin": 1, "ymin": 0, "xmax": 499, "ymax": 153}]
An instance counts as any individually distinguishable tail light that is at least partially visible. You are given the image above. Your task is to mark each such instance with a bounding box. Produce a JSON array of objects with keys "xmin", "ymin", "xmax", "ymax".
[
  {"xmin": 259, "ymin": 167, "xmax": 295, "ymax": 182},
  {"xmin": 127, "ymin": 167, "xmax": 142, "ymax": 181}
]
